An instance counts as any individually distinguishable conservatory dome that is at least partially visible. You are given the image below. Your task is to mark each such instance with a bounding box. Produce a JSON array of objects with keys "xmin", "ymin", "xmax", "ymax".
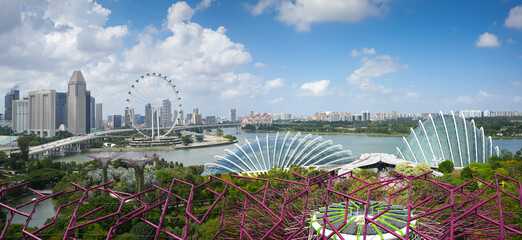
[
  {"xmin": 396, "ymin": 111, "xmax": 498, "ymax": 168},
  {"xmin": 202, "ymin": 132, "xmax": 355, "ymax": 176}
]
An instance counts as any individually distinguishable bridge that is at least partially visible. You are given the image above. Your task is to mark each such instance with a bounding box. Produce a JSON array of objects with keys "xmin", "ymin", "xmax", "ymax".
[{"xmin": 2, "ymin": 123, "xmax": 240, "ymax": 160}]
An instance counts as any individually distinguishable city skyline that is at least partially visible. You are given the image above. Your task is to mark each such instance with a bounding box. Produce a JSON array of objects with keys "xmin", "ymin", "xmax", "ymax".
[{"xmin": 0, "ymin": 0, "xmax": 521, "ymax": 117}]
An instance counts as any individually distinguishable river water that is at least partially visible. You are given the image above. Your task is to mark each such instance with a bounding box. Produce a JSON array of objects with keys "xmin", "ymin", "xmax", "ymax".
[
  {"xmin": 4, "ymin": 129, "xmax": 521, "ymax": 227},
  {"xmin": 57, "ymin": 129, "xmax": 521, "ymax": 166}
]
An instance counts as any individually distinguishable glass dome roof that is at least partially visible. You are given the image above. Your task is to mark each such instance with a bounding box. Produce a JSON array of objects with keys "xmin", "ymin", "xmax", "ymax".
[
  {"xmin": 396, "ymin": 111, "xmax": 498, "ymax": 168},
  {"xmin": 202, "ymin": 132, "xmax": 355, "ymax": 176}
]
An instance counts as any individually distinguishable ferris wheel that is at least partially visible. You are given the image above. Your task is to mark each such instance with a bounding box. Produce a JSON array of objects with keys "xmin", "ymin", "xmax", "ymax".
[{"xmin": 126, "ymin": 73, "xmax": 182, "ymax": 139}]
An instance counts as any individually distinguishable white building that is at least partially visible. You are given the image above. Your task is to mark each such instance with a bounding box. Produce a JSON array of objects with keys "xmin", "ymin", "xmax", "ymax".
[
  {"xmin": 12, "ymin": 98, "xmax": 28, "ymax": 133},
  {"xmin": 29, "ymin": 89, "xmax": 57, "ymax": 137}
]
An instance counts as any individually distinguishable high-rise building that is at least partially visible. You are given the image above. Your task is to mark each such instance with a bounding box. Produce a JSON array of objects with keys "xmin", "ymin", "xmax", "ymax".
[
  {"xmin": 56, "ymin": 92, "xmax": 67, "ymax": 129},
  {"xmin": 113, "ymin": 115, "xmax": 122, "ymax": 129},
  {"xmin": 90, "ymin": 97, "xmax": 95, "ymax": 131},
  {"xmin": 160, "ymin": 99, "xmax": 172, "ymax": 127},
  {"xmin": 124, "ymin": 107, "xmax": 135, "ymax": 127},
  {"xmin": 12, "ymin": 98, "xmax": 28, "ymax": 133},
  {"xmin": 186, "ymin": 113, "xmax": 193, "ymax": 124},
  {"xmin": 145, "ymin": 103, "xmax": 152, "ymax": 128},
  {"xmin": 86, "ymin": 91, "xmax": 91, "ymax": 133},
  {"xmin": 95, "ymin": 103, "xmax": 102, "ymax": 130},
  {"xmin": 179, "ymin": 110, "xmax": 184, "ymax": 120},
  {"xmin": 29, "ymin": 89, "xmax": 57, "ymax": 137},
  {"xmin": 362, "ymin": 110, "xmax": 370, "ymax": 121},
  {"xmin": 230, "ymin": 108, "xmax": 236, "ymax": 122},
  {"xmin": 67, "ymin": 71, "xmax": 88, "ymax": 135},
  {"xmin": 193, "ymin": 108, "xmax": 202, "ymax": 125},
  {"xmin": 4, "ymin": 86, "xmax": 19, "ymax": 121}
]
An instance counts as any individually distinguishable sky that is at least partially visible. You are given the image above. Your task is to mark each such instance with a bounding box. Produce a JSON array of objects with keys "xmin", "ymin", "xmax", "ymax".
[{"xmin": 0, "ymin": 0, "xmax": 521, "ymax": 118}]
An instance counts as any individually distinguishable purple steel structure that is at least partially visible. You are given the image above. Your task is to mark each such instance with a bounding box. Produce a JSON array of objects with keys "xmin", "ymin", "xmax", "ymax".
[
  {"xmin": 120, "ymin": 154, "xmax": 158, "ymax": 192},
  {"xmin": 0, "ymin": 170, "xmax": 521, "ymax": 239}
]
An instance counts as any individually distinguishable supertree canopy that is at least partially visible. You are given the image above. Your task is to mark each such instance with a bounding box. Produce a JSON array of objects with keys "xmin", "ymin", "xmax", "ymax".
[
  {"xmin": 86, "ymin": 152, "xmax": 121, "ymax": 185},
  {"xmin": 120, "ymin": 154, "xmax": 158, "ymax": 192},
  {"xmin": 396, "ymin": 111, "xmax": 498, "ymax": 168},
  {"xmin": 202, "ymin": 132, "xmax": 355, "ymax": 175}
]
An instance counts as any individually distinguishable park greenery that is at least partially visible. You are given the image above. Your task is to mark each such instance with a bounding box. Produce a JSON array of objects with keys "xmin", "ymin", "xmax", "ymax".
[
  {"xmin": 0, "ymin": 131, "xmax": 521, "ymax": 239},
  {"xmin": 239, "ymin": 116, "xmax": 522, "ymax": 137}
]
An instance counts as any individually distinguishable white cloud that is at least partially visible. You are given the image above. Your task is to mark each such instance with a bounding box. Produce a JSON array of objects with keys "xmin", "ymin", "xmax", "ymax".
[
  {"xmin": 249, "ymin": 0, "xmax": 389, "ymax": 32},
  {"xmin": 254, "ymin": 62, "xmax": 267, "ymax": 67},
  {"xmin": 477, "ymin": 90, "xmax": 492, "ymax": 98},
  {"xmin": 390, "ymin": 91, "xmax": 419, "ymax": 102},
  {"xmin": 196, "ymin": 0, "xmax": 215, "ymax": 11},
  {"xmin": 270, "ymin": 97, "xmax": 285, "ymax": 104},
  {"xmin": 0, "ymin": 1, "xmax": 264, "ymax": 115},
  {"xmin": 296, "ymin": 79, "xmax": 331, "ymax": 97},
  {"xmin": 512, "ymin": 95, "xmax": 522, "ymax": 103},
  {"xmin": 350, "ymin": 48, "xmax": 375, "ymax": 57},
  {"xmin": 507, "ymin": 38, "xmax": 516, "ymax": 44},
  {"xmin": 264, "ymin": 78, "xmax": 285, "ymax": 90},
  {"xmin": 455, "ymin": 91, "xmax": 494, "ymax": 104},
  {"xmin": 475, "ymin": 32, "xmax": 501, "ymax": 47},
  {"xmin": 346, "ymin": 54, "xmax": 406, "ymax": 93},
  {"xmin": 505, "ymin": 5, "xmax": 522, "ymax": 29},
  {"xmin": 511, "ymin": 81, "xmax": 522, "ymax": 87}
]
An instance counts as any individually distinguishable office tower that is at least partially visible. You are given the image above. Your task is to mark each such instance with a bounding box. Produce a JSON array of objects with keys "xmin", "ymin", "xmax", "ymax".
[
  {"xmin": 160, "ymin": 99, "xmax": 172, "ymax": 127},
  {"xmin": 193, "ymin": 108, "xmax": 202, "ymax": 125},
  {"xmin": 12, "ymin": 98, "xmax": 28, "ymax": 133},
  {"xmin": 67, "ymin": 71, "xmax": 87, "ymax": 135},
  {"xmin": 55, "ymin": 92, "xmax": 67, "ymax": 128},
  {"xmin": 145, "ymin": 103, "xmax": 152, "ymax": 128},
  {"xmin": 186, "ymin": 113, "xmax": 193, "ymax": 124},
  {"xmin": 230, "ymin": 108, "xmax": 236, "ymax": 122},
  {"xmin": 29, "ymin": 89, "xmax": 57, "ymax": 137},
  {"xmin": 179, "ymin": 110, "xmax": 184, "ymax": 120},
  {"xmin": 113, "ymin": 115, "xmax": 122, "ymax": 129},
  {"xmin": 95, "ymin": 103, "xmax": 102, "ymax": 130},
  {"xmin": 173, "ymin": 110, "xmax": 178, "ymax": 125},
  {"xmin": 4, "ymin": 86, "xmax": 20, "ymax": 121},
  {"xmin": 86, "ymin": 91, "xmax": 91, "ymax": 133},
  {"xmin": 124, "ymin": 107, "xmax": 134, "ymax": 127},
  {"xmin": 90, "ymin": 97, "xmax": 95, "ymax": 130},
  {"xmin": 362, "ymin": 110, "xmax": 370, "ymax": 121},
  {"xmin": 193, "ymin": 108, "xmax": 199, "ymax": 116}
]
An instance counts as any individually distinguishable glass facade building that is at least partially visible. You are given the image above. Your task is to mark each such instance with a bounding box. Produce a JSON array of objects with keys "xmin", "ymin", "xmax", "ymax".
[
  {"xmin": 396, "ymin": 111, "xmax": 497, "ymax": 168},
  {"xmin": 202, "ymin": 132, "xmax": 355, "ymax": 176}
]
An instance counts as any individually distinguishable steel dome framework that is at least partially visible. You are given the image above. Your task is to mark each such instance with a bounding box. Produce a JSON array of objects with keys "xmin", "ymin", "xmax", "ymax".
[
  {"xmin": 202, "ymin": 132, "xmax": 356, "ymax": 176},
  {"xmin": 396, "ymin": 111, "xmax": 498, "ymax": 168}
]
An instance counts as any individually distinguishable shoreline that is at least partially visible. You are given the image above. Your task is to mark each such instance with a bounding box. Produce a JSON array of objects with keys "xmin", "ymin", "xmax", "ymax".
[
  {"xmin": 245, "ymin": 130, "xmax": 408, "ymax": 137},
  {"xmin": 85, "ymin": 135, "xmax": 236, "ymax": 153}
]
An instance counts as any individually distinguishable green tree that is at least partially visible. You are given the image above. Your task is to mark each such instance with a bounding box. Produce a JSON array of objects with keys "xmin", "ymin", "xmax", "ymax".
[
  {"xmin": 438, "ymin": 160, "xmax": 454, "ymax": 174},
  {"xmin": 216, "ymin": 128, "xmax": 223, "ymax": 137},
  {"xmin": 17, "ymin": 135, "xmax": 30, "ymax": 162},
  {"xmin": 182, "ymin": 135, "xmax": 193, "ymax": 146},
  {"xmin": 461, "ymin": 166, "xmax": 473, "ymax": 180}
]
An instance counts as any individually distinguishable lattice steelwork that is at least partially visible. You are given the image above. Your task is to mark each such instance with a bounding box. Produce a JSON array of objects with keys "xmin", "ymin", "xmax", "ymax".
[
  {"xmin": 396, "ymin": 111, "xmax": 498, "ymax": 168},
  {"xmin": 1, "ymin": 171, "xmax": 521, "ymax": 239},
  {"xmin": 202, "ymin": 132, "xmax": 355, "ymax": 175}
]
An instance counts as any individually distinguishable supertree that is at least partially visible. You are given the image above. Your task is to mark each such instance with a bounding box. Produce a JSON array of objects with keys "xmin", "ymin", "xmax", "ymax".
[
  {"xmin": 85, "ymin": 152, "xmax": 121, "ymax": 194},
  {"xmin": 120, "ymin": 154, "xmax": 159, "ymax": 192}
]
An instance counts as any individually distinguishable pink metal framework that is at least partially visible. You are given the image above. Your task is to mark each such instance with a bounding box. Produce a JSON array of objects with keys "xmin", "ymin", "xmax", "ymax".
[{"xmin": 0, "ymin": 170, "xmax": 521, "ymax": 239}]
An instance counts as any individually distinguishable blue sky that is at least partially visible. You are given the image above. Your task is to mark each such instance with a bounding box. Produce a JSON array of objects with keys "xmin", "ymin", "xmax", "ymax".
[{"xmin": 0, "ymin": 0, "xmax": 521, "ymax": 118}]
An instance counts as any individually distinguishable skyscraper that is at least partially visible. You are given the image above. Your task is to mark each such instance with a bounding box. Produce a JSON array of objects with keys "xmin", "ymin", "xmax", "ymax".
[
  {"xmin": 29, "ymin": 89, "xmax": 57, "ymax": 137},
  {"xmin": 86, "ymin": 91, "xmax": 91, "ymax": 134},
  {"xmin": 56, "ymin": 92, "xmax": 67, "ymax": 128},
  {"xmin": 13, "ymin": 98, "xmax": 28, "ymax": 133},
  {"xmin": 124, "ymin": 107, "xmax": 134, "ymax": 127},
  {"xmin": 95, "ymin": 103, "xmax": 102, "ymax": 130},
  {"xmin": 90, "ymin": 97, "xmax": 95, "ymax": 131},
  {"xmin": 145, "ymin": 103, "xmax": 152, "ymax": 128},
  {"xmin": 160, "ymin": 99, "xmax": 172, "ymax": 127},
  {"xmin": 4, "ymin": 86, "xmax": 19, "ymax": 121},
  {"xmin": 230, "ymin": 108, "xmax": 236, "ymax": 122},
  {"xmin": 113, "ymin": 115, "xmax": 122, "ymax": 129},
  {"xmin": 67, "ymin": 71, "xmax": 87, "ymax": 135}
]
